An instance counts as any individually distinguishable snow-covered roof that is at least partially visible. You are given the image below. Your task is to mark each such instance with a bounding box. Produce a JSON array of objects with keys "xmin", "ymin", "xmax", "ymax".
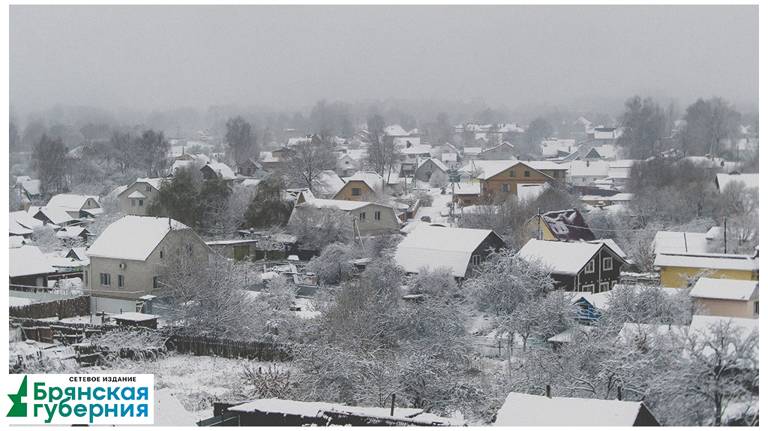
[
  {"xmin": 10, "ymin": 245, "xmax": 55, "ymax": 278},
  {"xmin": 9, "ymin": 236, "xmax": 26, "ymax": 248},
  {"xmin": 112, "ymin": 312, "xmax": 158, "ymax": 322},
  {"xmin": 343, "ymin": 171, "xmax": 383, "ymax": 192},
  {"xmin": 689, "ymin": 277, "xmax": 758, "ymax": 301},
  {"xmin": 494, "ymin": 392, "xmax": 653, "ymax": 426},
  {"xmin": 517, "ymin": 183, "xmax": 549, "ymax": 202},
  {"xmin": 202, "ymin": 162, "xmax": 236, "ymax": 180},
  {"xmin": 571, "ymin": 290, "xmax": 613, "ymax": 310},
  {"xmin": 228, "ymin": 398, "xmax": 457, "ymax": 424},
  {"xmin": 127, "ymin": 190, "xmax": 146, "ymax": 199},
  {"xmin": 314, "ymin": 170, "xmax": 345, "ymax": 196},
  {"xmin": 35, "ymin": 206, "xmax": 75, "ymax": 225},
  {"xmin": 463, "ymin": 146, "xmax": 482, "ymax": 155},
  {"xmin": 399, "ymin": 144, "xmax": 432, "ymax": 155},
  {"xmin": 716, "ymin": 172, "xmax": 759, "ymax": 191},
  {"xmin": 258, "ymin": 151, "xmax": 280, "ymax": 163},
  {"xmin": 517, "ymin": 239, "xmax": 622, "ymax": 275},
  {"xmin": 20, "ymin": 179, "xmax": 41, "ymax": 196},
  {"xmin": 10, "ymin": 210, "xmax": 43, "ymax": 230},
  {"xmin": 525, "ymin": 160, "xmax": 569, "ymax": 172},
  {"xmin": 56, "ymin": 226, "xmax": 87, "ymax": 239},
  {"xmin": 464, "ymin": 160, "xmax": 566, "ymax": 181},
  {"xmin": 384, "ymin": 124, "xmax": 409, "ymax": 136},
  {"xmin": 9, "ymin": 221, "xmax": 33, "ymax": 236},
  {"xmin": 86, "ymin": 216, "xmax": 190, "ymax": 261},
  {"xmin": 394, "ymin": 225, "xmax": 501, "ymax": 278},
  {"xmin": 299, "ymin": 198, "xmax": 370, "ymax": 212},
  {"xmin": 689, "ymin": 315, "xmax": 758, "ymax": 340},
  {"xmin": 136, "ymin": 177, "xmax": 164, "ymax": 190},
  {"xmin": 47, "ymin": 193, "xmax": 99, "ymax": 211},
  {"xmin": 417, "ymin": 158, "xmax": 448, "ymax": 172},
  {"xmin": 441, "ymin": 152, "xmax": 458, "ymax": 162},
  {"xmin": 67, "ymin": 247, "xmax": 88, "ymax": 261},
  {"xmin": 653, "ymin": 252, "xmax": 758, "ymax": 272},
  {"xmin": 547, "ymin": 325, "xmax": 595, "ymax": 343},
  {"xmin": 653, "ymin": 231, "xmax": 710, "ymax": 255}
]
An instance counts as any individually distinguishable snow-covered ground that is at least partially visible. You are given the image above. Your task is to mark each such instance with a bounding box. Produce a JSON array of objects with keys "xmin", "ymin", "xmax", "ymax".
[{"xmin": 412, "ymin": 186, "xmax": 455, "ymax": 225}]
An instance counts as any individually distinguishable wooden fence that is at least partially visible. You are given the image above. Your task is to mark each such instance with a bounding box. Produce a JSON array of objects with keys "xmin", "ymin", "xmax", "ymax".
[
  {"xmin": 167, "ymin": 334, "xmax": 292, "ymax": 361},
  {"xmin": 10, "ymin": 295, "xmax": 91, "ymax": 319}
]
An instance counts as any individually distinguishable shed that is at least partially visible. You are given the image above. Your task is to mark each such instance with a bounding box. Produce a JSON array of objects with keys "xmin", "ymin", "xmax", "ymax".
[{"xmin": 111, "ymin": 312, "xmax": 159, "ymax": 329}]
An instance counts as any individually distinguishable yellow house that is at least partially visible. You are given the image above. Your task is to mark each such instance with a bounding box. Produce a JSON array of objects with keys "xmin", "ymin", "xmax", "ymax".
[
  {"xmin": 689, "ymin": 277, "xmax": 758, "ymax": 319},
  {"xmin": 334, "ymin": 172, "xmax": 383, "ymax": 202},
  {"xmin": 654, "ymin": 252, "xmax": 759, "ymax": 288}
]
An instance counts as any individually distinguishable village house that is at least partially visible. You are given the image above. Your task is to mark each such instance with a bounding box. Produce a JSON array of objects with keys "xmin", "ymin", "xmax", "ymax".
[
  {"xmin": 464, "ymin": 160, "xmax": 568, "ymax": 201},
  {"xmin": 200, "ymin": 161, "xmax": 237, "ymax": 181},
  {"xmin": 46, "ymin": 193, "xmax": 102, "ymax": 219},
  {"xmin": 393, "ymin": 225, "xmax": 505, "ymax": 278},
  {"xmin": 689, "ymin": 277, "xmax": 758, "ymax": 319},
  {"xmin": 118, "ymin": 178, "xmax": 165, "ymax": 216},
  {"xmin": 493, "ymin": 391, "xmax": 660, "ymax": 426},
  {"xmin": 85, "ymin": 216, "xmax": 211, "ymax": 311},
  {"xmin": 653, "ymin": 251, "xmax": 759, "ymax": 288},
  {"xmin": 334, "ymin": 171, "xmax": 384, "ymax": 201},
  {"xmin": 288, "ymin": 197, "xmax": 401, "ymax": 237},
  {"xmin": 413, "ymin": 158, "xmax": 448, "ymax": 182},
  {"xmin": 32, "ymin": 206, "xmax": 79, "ymax": 227},
  {"xmin": 452, "ymin": 182, "xmax": 482, "ymax": 207},
  {"xmin": 477, "ymin": 142, "xmax": 516, "ymax": 160},
  {"xmin": 236, "ymin": 158, "xmax": 267, "ymax": 178},
  {"xmin": 517, "ymin": 239, "xmax": 627, "ymax": 292},
  {"xmin": 652, "ymin": 230, "xmax": 714, "ymax": 255},
  {"xmin": 565, "ymin": 160, "xmax": 610, "ymax": 186},
  {"xmin": 335, "ymin": 152, "xmax": 361, "ymax": 177},
  {"xmin": 526, "ymin": 208, "xmax": 596, "ymax": 242},
  {"xmin": 10, "ymin": 209, "xmax": 43, "ymax": 238},
  {"xmin": 170, "ymin": 153, "xmax": 210, "ymax": 175},
  {"xmin": 715, "ymin": 172, "xmax": 759, "ymax": 192}
]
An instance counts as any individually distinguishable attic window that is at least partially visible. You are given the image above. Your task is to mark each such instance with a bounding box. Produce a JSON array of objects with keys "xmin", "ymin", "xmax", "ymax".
[
  {"xmin": 585, "ymin": 261, "xmax": 595, "ymax": 274},
  {"xmin": 351, "ymin": 188, "xmax": 361, "ymax": 196},
  {"xmin": 509, "ymin": 170, "xmax": 516, "ymax": 177},
  {"xmin": 146, "ymin": 185, "xmax": 151, "ymax": 192},
  {"xmin": 524, "ymin": 170, "xmax": 531, "ymax": 177},
  {"xmin": 602, "ymin": 257, "xmax": 613, "ymax": 271}
]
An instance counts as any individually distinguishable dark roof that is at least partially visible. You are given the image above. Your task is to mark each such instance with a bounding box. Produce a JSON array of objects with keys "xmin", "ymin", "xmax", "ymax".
[{"xmin": 540, "ymin": 208, "xmax": 596, "ymax": 242}]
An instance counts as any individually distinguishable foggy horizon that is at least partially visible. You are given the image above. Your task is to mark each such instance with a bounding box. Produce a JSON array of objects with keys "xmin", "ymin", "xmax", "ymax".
[{"xmin": 11, "ymin": 5, "xmax": 759, "ymax": 120}]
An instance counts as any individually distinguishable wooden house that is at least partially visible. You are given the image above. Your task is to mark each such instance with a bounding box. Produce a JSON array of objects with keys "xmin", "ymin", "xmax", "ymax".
[
  {"xmin": 464, "ymin": 160, "xmax": 568, "ymax": 201},
  {"xmin": 413, "ymin": 158, "xmax": 448, "ymax": 182},
  {"xmin": 689, "ymin": 277, "xmax": 758, "ymax": 319},
  {"xmin": 334, "ymin": 172, "xmax": 384, "ymax": 202},
  {"xmin": 517, "ymin": 239, "xmax": 627, "ymax": 293},
  {"xmin": 653, "ymin": 252, "xmax": 759, "ymax": 288},
  {"xmin": 394, "ymin": 225, "xmax": 505, "ymax": 278}
]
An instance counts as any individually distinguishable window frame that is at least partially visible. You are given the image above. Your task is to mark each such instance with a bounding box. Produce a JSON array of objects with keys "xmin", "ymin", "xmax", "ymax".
[
  {"xmin": 118, "ymin": 274, "xmax": 125, "ymax": 288},
  {"xmin": 501, "ymin": 183, "xmax": 511, "ymax": 193},
  {"xmin": 359, "ymin": 212, "xmax": 366, "ymax": 221},
  {"xmin": 374, "ymin": 211, "xmax": 381, "ymax": 221},
  {"xmin": 351, "ymin": 187, "xmax": 362, "ymax": 196},
  {"xmin": 100, "ymin": 273, "xmax": 111, "ymax": 286},
  {"xmin": 599, "ymin": 281, "xmax": 610, "ymax": 292},
  {"xmin": 581, "ymin": 283, "xmax": 595, "ymax": 293},
  {"xmin": 602, "ymin": 257, "xmax": 613, "ymax": 271},
  {"xmin": 585, "ymin": 260, "xmax": 595, "ymax": 274}
]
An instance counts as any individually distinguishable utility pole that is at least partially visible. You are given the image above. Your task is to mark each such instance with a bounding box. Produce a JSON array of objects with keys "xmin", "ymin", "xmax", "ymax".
[{"xmin": 537, "ymin": 208, "xmax": 542, "ymax": 240}]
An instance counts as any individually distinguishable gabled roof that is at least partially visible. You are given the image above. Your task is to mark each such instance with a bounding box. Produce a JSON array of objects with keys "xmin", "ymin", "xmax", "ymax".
[
  {"xmin": 56, "ymin": 226, "xmax": 88, "ymax": 239},
  {"xmin": 416, "ymin": 158, "xmax": 448, "ymax": 172},
  {"xmin": 464, "ymin": 160, "xmax": 566, "ymax": 181},
  {"xmin": 394, "ymin": 225, "xmax": 504, "ymax": 277},
  {"xmin": 689, "ymin": 277, "xmax": 758, "ymax": 301},
  {"xmin": 342, "ymin": 171, "xmax": 383, "ymax": 192},
  {"xmin": 19, "ymin": 179, "xmax": 41, "ymax": 196},
  {"xmin": 86, "ymin": 216, "xmax": 191, "ymax": 261},
  {"xmin": 517, "ymin": 239, "xmax": 624, "ymax": 275},
  {"xmin": 35, "ymin": 206, "xmax": 75, "ymax": 225},
  {"xmin": 47, "ymin": 194, "xmax": 100, "ymax": 211},
  {"xmin": 653, "ymin": 252, "xmax": 758, "ymax": 272},
  {"xmin": 538, "ymin": 208, "xmax": 596, "ymax": 242},
  {"xmin": 299, "ymin": 198, "xmax": 370, "ymax": 212},
  {"xmin": 201, "ymin": 162, "xmax": 236, "ymax": 180},
  {"xmin": 127, "ymin": 190, "xmax": 147, "ymax": 199},
  {"xmin": 494, "ymin": 392, "xmax": 657, "ymax": 426},
  {"xmin": 10, "ymin": 210, "xmax": 43, "ymax": 230},
  {"xmin": 314, "ymin": 170, "xmax": 345, "ymax": 197}
]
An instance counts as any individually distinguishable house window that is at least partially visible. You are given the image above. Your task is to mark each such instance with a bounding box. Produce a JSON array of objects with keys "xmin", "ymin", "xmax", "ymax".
[
  {"xmin": 146, "ymin": 185, "xmax": 151, "ymax": 192},
  {"xmin": 585, "ymin": 260, "xmax": 595, "ymax": 273},
  {"xmin": 755, "ymin": 301, "xmax": 759, "ymax": 315},
  {"xmin": 602, "ymin": 257, "xmax": 613, "ymax": 271},
  {"xmin": 374, "ymin": 211, "xmax": 381, "ymax": 221},
  {"xmin": 501, "ymin": 183, "xmax": 511, "ymax": 193},
  {"xmin": 359, "ymin": 212, "xmax": 366, "ymax": 221},
  {"xmin": 509, "ymin": 169, "xmax": 516, "ymax": 177},
  {"xmin": 186, "ymin": 244, "xmax": 193, "ymax": 256},
  {"xmin": 524, "ymin": 170, "xmax": 531, "ymax": 177},
  {"xmin": 599, "ymin": 281, "xmax": 609, "ymax": 292},
  {"xmin": 351, "ymin": 188, "xmax": 361, "ymax": 196},
  {"xmin": 131, "ymin": 199, "xmax": 136, "ymax": 207},
  {"xmin": 118, "ymin": 275, "xmax": 125, "ymax": 288},
  {"xmin": 139, "ymin": 199, "xmax": 144, "ymax": 207},
  {"xmin": 153, "ymin": 276, "xmax": 159, "ymax": 289},
  {"xmin": 99, "ymin": 273, "xmax": 111, "ymax": 286},
  {"xmin": 582, "ymin": 283, "xmax": 595, "ymax": 293},
  {"xmin": 471, "ymin": 254, "xmax": 482, "ymax": 266}
]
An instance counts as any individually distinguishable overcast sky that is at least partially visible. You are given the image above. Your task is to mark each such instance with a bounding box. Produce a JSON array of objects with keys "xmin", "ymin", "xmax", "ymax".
[{"xmin": 10, "ymin": 5, "xmax": 759, "ymax": 116}]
